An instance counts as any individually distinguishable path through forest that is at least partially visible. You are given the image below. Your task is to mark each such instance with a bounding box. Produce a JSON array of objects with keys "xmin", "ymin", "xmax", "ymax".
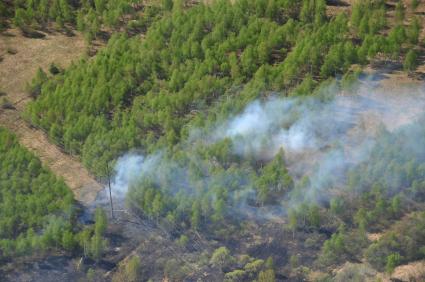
[{"xmin": 0, "ymin": 29, "xmax": 102, "ymax": 204}]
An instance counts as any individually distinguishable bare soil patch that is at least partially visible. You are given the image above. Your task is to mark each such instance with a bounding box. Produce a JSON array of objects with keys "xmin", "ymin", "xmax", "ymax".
[
  {"xmin": 0, "ymin": 28, "xmax": 85, "ymax": 107},
  {"xmin": 391, "ymin": 260, "xmax": 425, "ymax": 282}
]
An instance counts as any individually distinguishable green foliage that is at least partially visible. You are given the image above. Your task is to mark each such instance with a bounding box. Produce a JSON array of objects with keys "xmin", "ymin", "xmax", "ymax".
[
  {"xmin": 94, "ymin": 207, "xmax": 107, "ymax": 234},
  {"xmin": 351, "ymin": 0, "xmax": 386, "ymax": 38},
  {"xmin": 412, "ymin": 0, "xmax": 420, "ymax": 10},
  {"xmin": 177, "ymin": 234, "xmax": 189, "ymax": 247},
  {"xmin": 27, "ymin": 1, "xmax": 408, "ymax": 183},
  {"xmin": 256, "ymin": 150, "xmax": 293, "ymax": 205},
  {"xmin": 62, "ymin": 230, "xmax": 77, "ymax": 252},
  {"xmin": 210, "ymin": 246, "xmax": 233, "ymax": 270},
  {"xmin": 11, "ymin": 0, "xmax": 74, "ymax": 30},
  {"xmin": 112, "ymin": 256, "xmax": 142, "ymax": 282},
  {"xmin": 290, "ymin": 254, "xmax": 299, "ymax": 268},
  {"xmin": 0, "ymin": 2, "xmax": 10, "ymax": 30},
  {"xmin": 365, "ymin": 212, "xmax": 425, "ymax": 271},
  {"xmin": 386, "ymin": 253, "xmax": 401, "ymax": 274},
  {"xmin": 395, "ymin": 1, "xmax": 406, "ymax": 23},
  {"xmin": 163, "ymin": 258, "xmax": 191, "ymax": 281},
  {"xmin": 316, "ymin": 225, "xmax": 368, "ymax": 267},
  {"xmin": 162, "ymin": 0, "xmax": 173, "ymax": 11},
  {"xmin": 19, "ymin": 1, "xmax": 425, "ymax": 273},
  {"xmin": 404, "ymin": 49, "xmax": 418, "ymax": 72},
  {"xmin": 244, "ymin": 259, "xmax": 264, "ymax": 277},
  {"xmin": 326, "ymin": 120, "xmax": 425, "ymax": 270},
  {"xmin": 265, "ymin": 256, "xmax": 274, "ymax": 269},
  {"xmin": 14, "ymin": 8, "xmax": 30, "ymax": 29},
  {"xmin": 6, "ymin": 0, "xmax": 164, "ymax": 35},
  {"xmin": 348, "ymin": 121, "xmax": 425, "ymax": 201},
  {"xmin": 333, "ymin": 263, "xmax": 375, "ymax": 282},
  {"xmin": 224, "ymin": 269, "xmax": 246, "ymax": 282},
  {"xmin": 26, "ymin": 0, "xmax": 408, "ymax": 181},
  {"xmin": 126, "ymin": 256, "xmax": 142, "ymax": 282},
  {"xmin": 287, "ymin": 203, "xmax": 323, "ymax": 231},
  {"xmin": 86, "ymin": 268, "xmax": 96, "ymax": 281},
  {"xmin": 0, "ymin": 127, "xmax": 75, "ymax": 258},
  {"xmin": 27, "ymin": 67, "xmax": 48, "ymax": 98},
  {"xmin": 317, "ymin": 228, "xmax": 346, "ymax": 266},
  {"xmin": 23, "ymin": 0, "xmax": 412, "ymax": 238},
  {"xmin": 89, "ymin": 207, "xmax": 108, "ymax": 261},
  {"xmin": 407, "ymin": 17, "xmax": 421, "ymax": 45},
  {"xmin": 258, "ymin": 269, "xmax": 276, "ymax": 282},
  {"xmin": 300, "ymin": 0, "xmax": 326, "ymax": 25}
]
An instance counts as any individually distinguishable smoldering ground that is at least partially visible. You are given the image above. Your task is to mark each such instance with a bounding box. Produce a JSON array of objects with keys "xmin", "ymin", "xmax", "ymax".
[{"xmin": 104, "ymin": 79, "xmax": 425, "ymax": 220}]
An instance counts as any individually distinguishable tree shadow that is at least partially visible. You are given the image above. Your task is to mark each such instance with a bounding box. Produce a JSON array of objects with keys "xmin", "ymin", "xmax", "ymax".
[
  {"xmin": 326, "ymin": 0, "xmax": 350, "ymax": 7},
  {"xmin": 371, "ymin": 60, "xmax": 403, "ymax": 74},
  {"xmin": 22, "ymin": 28, "xmax": 46, "ymax": 39},
  {"xmin": 384, "ymin": 2, "xmax": 396, "ymax": 10},
  {"xmin": 97, "ymin": 30, "xmax": 111, "ymax": 42},
  {"xmin": 411, "ymin": 72, "xmax": 425, "ymax": 81}
]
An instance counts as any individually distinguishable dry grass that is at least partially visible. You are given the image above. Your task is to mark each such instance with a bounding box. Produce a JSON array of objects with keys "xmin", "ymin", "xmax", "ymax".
[
  {"xmin": 366, "ymin": 233, "xmax": 383, "ymax": 242},
  {"xmin": 0, "ymin": 28, "xmax": 102, "ymax": 204},
  {"xmin": 391, "ymin": 260, "xmax": 425, "ymax": 282},
  {"xmin": 0, "ymin": 28, "xmax": 85, "ymax": 108}
]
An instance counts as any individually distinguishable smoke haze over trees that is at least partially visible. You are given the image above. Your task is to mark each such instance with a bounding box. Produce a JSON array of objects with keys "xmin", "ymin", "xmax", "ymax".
[
  {"xmin": 1, "ymin": 0, "xmax": 425, "ymax": 280},
  {"xmin": 111, "ymin": 81, "xmax": 425, "ymax": 222}
]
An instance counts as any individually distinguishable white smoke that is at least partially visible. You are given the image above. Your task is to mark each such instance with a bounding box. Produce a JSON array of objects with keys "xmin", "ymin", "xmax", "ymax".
[
  {"xmin": 108, "ymin": 80, "xmax": 425, "ymax": 214},
  {"xmin": 219, "ymin": 98, "xmax": 318, "ymax": 156},
  {"xmin": 213, "ymin": 82, "xmax": 425, "ymax": 164},
  {"xmin": 111, "ymin": 153, "xmax": 161, "ymax": 198}
]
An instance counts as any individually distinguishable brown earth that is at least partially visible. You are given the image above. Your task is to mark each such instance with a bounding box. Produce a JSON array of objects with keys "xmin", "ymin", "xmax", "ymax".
[
  {"xmin": 0, "ymin": 28, "xmax": 102, "ymax": 204},
  {"xmin": 390, "ymin": 260, "xmax": 425, "ymax": 282}
]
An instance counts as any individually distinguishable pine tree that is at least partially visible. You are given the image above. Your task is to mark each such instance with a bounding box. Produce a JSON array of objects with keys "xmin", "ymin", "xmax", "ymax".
[
  {"xmin": 191, "ymin": 201, "xmax": 201, "ymax": 230},
  {"xmin": 386, "ymin": 253, "xmax": 401, "ymax": 274},
  {"xmin": 412, "ymin": 0, "xmax": 420, "ymax": 10},
  {"xmin": 14, "ymin": 8, "xmax": 28, "ymax": 30},
  {"xmin": 124, "ymin": 256, "xmax": 141, "ymax": 282},
  {"xmin": 94, "ymin": 208, "xmax": 107, "ymax": 236},
  {"xmin": 288, "ymin": 209, "xmax": 298, "ymax": 239},
  {"xmin": 403, "ymin": 49, "xmax": 418, "ymax": 72},
  {"xmin": 90, "ymin": 233, "xmax": 106, "ymax": 261},
  {"xmin": 395, "ymin": 1, "xmax": 406, "ymax": 23},
  {"xmin": 407, "ymin": 17, "xmax": 421, "ymax": 45},
  {"xmin": 258, "ymin": 269, "xmax": 276, "ymax": 282}
]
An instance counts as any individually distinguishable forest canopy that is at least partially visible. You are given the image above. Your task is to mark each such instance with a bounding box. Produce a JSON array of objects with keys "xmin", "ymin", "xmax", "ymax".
[
  {"xmin": 12, "ymin": 0, "xmax": 425, "ymax": 279},
  {"xmin": 0, "ymin": 128, "xmax": 108, "ymax": 262},
  {"xmin": 0, "ymin": 127, "xmax": 74, "ymax": 258},
  {"xmin": 25, "ymin": 0, "xmax": 416, "ymax": 176}
]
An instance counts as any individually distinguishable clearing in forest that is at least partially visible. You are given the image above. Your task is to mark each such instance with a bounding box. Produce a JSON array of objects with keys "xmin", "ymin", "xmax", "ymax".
[{"xmin": 0, "ymin": 28, "xmax": 102, "ymax": 204}]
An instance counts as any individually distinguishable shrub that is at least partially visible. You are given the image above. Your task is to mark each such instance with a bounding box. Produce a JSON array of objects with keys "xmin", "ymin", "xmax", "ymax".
[
  {"xmin": 224, "ymin": 269, "xmax": 246, "ymax": 282},
  {"xmin": 258, "ymin": 269, "xmax": 276, "ymax": 282},
  {"xmin": 177, "ymin": 234, "xmax": 189, "ymax": 248},
  {"xmin": 244, "ymin": 259, "xmax": 264, "ymax": 277},
  {"xmin": 404, "ymin": 50, "xmax": 418, "ymax": 72},
  {"xmin": 386, "ymin": 253, "xmax": 401, "ymax": 274},
  {"xmin": 211, "ymin": 247, "xmax": 233, "ymax": 270}
]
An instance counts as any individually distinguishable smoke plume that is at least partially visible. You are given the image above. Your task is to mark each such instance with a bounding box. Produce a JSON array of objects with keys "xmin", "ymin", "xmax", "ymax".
[{"xmin": 107, "ymin": 79, "xmax": 425, "ymax": 217}]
